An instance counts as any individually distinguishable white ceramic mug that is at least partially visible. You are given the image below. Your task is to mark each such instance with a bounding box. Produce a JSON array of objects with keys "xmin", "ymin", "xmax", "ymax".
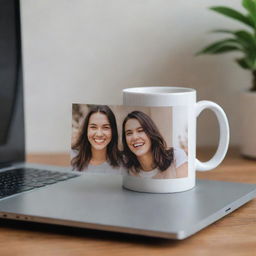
[{"xmin": 122, "ymin": 87, "xmax": 229, "ymax": 193}]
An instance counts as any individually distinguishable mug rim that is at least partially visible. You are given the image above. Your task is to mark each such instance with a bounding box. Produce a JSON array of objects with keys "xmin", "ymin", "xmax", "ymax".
[{"xmin": 123, "ymin": 86, "xmax": 196, "ymax": 95}]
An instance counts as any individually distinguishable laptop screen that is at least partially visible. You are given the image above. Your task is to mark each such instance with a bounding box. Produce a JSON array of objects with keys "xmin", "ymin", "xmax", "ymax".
[{"xmin": 0, "ymin": 0, "xmax": 25, "ymax": 165}]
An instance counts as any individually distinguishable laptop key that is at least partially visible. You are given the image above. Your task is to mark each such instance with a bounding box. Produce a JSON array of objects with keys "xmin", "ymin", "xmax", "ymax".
[{"xmin": 0, "ymin": 168, "xmax": 79, "ymax": 199}]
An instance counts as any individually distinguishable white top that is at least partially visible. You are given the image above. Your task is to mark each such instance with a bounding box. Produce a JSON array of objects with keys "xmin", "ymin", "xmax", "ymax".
[
  {"xmin": 71, "ymin": 150, "xmax": 125, "ymax": 175},
  {"xmin": 138, "ymin": 148, "xmax": 188, "ymax": 178},
  {"xmin": 81, "ymin": 161, "xmax": 124, "ymax": 175}
]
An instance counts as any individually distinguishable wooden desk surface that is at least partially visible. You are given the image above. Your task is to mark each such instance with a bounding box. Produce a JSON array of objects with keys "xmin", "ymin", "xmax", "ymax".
[{"xmin": 1, "ymin": 148, "xmax": 255, "ymax": 256}]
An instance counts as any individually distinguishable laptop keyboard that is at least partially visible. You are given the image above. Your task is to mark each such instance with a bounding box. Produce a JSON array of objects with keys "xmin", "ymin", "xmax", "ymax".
[{"xmin": 0, "ymin": 168, "xmax": 79, "ymax": 199}]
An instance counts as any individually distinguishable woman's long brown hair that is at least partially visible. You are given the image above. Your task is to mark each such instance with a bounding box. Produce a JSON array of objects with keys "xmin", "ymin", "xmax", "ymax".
[
  {"xmin": 122, "ymin": 111, "xmax": 173, "ymax": 172},
  {"xmin": 72, "ymin": 105, "xmax": 120, "ymax": 171}
]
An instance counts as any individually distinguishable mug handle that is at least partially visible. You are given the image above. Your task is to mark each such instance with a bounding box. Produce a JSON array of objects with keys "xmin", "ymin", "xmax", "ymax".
[{"xmin": 195, "ymin": 100, "xmax": 230, "ymax": 171}]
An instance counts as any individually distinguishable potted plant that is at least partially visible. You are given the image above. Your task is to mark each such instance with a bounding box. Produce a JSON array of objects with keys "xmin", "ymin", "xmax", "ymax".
[{"xmin": 197, "ymin": 0, "xmax": 256, "ymax": 158}]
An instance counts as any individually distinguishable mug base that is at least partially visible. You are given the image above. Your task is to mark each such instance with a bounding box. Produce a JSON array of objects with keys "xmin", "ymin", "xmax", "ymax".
[{"xmin": 122, "ymin": 175, "xmax": 195, "ymax": 194}]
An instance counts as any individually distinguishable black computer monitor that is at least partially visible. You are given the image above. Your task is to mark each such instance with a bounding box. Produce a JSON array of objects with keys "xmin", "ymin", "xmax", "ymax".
[{"xmin": 0, "ymin": 0, "xmax": 25, "ymax": 165}]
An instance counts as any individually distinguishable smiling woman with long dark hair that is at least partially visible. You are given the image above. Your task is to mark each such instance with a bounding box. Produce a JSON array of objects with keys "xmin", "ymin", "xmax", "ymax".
[
  {"xmin": 71, "ymin": 105, "xmax": 121, "ymax": 173},
  {"xmin": 122, "ymin": 111, "xmax": 188, "ymax": 179}
]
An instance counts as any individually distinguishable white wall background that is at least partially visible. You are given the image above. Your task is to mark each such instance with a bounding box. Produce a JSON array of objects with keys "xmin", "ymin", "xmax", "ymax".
[{"xmin": 20, "ymin": 0, "xmax": 250, "ymax": 153}]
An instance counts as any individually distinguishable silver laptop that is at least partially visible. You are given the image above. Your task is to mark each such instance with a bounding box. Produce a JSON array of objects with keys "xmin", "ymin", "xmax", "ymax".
[{"xmin": 0, "ymin": 0, "xmax": 255, "ymax": 240}]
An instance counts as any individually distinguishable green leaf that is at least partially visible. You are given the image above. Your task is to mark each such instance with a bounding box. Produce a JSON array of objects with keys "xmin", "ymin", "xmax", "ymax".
[
  {"xmin": 197, "ymin": 39, "xmax": 241, "ymax": 55},
  {"xmin": 242, "ymin": 0, "xmax": 256, "ymax": 27},
  {"xmin": 235, "ymin": 30, "xmax": 256, "ymax": 45},
  {"xmin": 234, "ymin": 31, "xmax": 256, "ymax": 55},
  {"xmin": 236, "ymin": 58, "xmax": 250, "ymax": 69},
  {"xmin": 211, "ymin": 45, "xmax": 242, "ymax": 54},
  {"xmin": 210, "ymin": 6, "xmax": 254, "ymax": 28},
  {"xmin": 236, "ymin": 56, "xmax": 256, "ymax": 69},
  {"xmin": 235, "ymin": 30, "xmax": 255, "ymax": 41},
  {"xmin": 210, "ymin": 29, "xmax": 256, "ymax": 54},
  {"xmin": 211, "ymin": 29, "xmax": 256, "ymax": 42}
]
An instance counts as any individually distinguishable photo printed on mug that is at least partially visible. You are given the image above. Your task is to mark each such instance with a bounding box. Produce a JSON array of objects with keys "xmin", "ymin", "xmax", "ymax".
[{"xmin": 71, "ymin": 103, "xmax": 189, "ymax": 179}]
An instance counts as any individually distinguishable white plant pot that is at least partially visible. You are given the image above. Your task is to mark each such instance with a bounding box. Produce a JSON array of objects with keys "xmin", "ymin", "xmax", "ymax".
[{"xmin": 240, "ymin": 91, "xmax": 256, "ymax": 158}]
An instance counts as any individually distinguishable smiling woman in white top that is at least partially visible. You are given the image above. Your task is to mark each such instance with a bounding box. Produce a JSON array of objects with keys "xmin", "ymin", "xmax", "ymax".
[
  {"xmin": 122, "ymin": 111, "xmax": 188, "ymax": 179},
  {"xmin": 71, "ymin": 105, "xmax": 121, "ymax": 173}
]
